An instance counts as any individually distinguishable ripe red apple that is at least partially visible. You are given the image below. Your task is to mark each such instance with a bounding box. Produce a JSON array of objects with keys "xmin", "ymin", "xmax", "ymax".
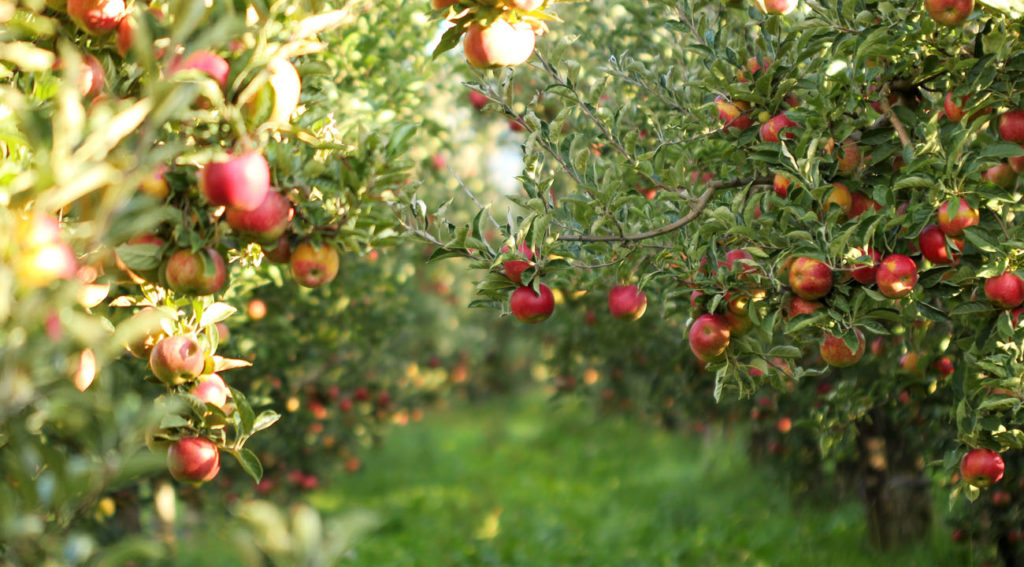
[
  {"xmin": 510, "ymin": 284, "xmax": 555, "ymax": 323},
  {"xmin": 820, "ymin": 328, "xmax": 865, "ymax": 367},
  {"xmin": 468, "ymin": 90, "xmax": 488, "ymax": 110},
  {"xmin": 149, "ymin": 335, "xmax": 205, "ymax": 385},
  {"xmin": 937, "ymin": 198, "xmax": 978, "ymax": 236},
  {"xmin": 849, "ymin": 191, "xmax": 881, "ymax": 218},
  {"xmin": 753, "ymin": 0, "xmax": 798, "ymax": 15},
  {"xmin": 263, "ymin": 235, "xmax": 291, "ymax": 264},
  {"xmin": 918, "ymin": 225, "xmax": 961, "ymax": 265},
  {"xmin": 115, "ymin": 15, "xmax": 135, "ymax": 57},
  {"xmin": 983, "ymin": 163, "xmax": 1017, "ymax": 189},
  {"xmin": 168, "ymin": 50, "xmax": 230, "ymax": 88},
  {"xmin": 15, "ymin": 238, "xmax": 77, "ymax": 289},
  {"xmin": 773, "ymin": 174, "xmax": 791, "ymax": 197},
  {"xmin": 789, "ymin": 256, "xmax": 833, "ymax": 300},
  {"xmin": 191, "ymin": 373, "xmax": 230, "ymax": 409},
  {"xmin": 776, "ymin": 417, "xmax": 792, "ymax": 434},
  {"xmin": 999, "ymin": 110, "xmax": 1024, "ymax": 143},
  {"xmin": 737, "ymin": 56, "xmax": 771, "ymax": 82},
  {"xmin": 759, "ymin": 112, "xmax": 798, "ymax": 142},
  {"xmin": 163, "ymin": 248, "xmax": 227, "ymax": 296},
  {"xmin": 502, "ymin": 243, "xmax": 535, "ymax": 285},
  {"xmin": 463, "ymin": 19, "xmax": 536, "ymax": 69},
  {"xmin": 289, "ymin": 241, "xmax": 339, "ymax": 287},
  {"xmin": 725, "ymin": 311, "xmax": 752, "ymax": 335},
  {"xmin": 225, "ymin": 190, "xmax": 292, "ymax": 244},
  {"xmin": 925, "ymin": 0, "xmax": 973, "ymax": 26},
  {"xmin": 992, "ymin": 490, "xmax": 1012, "ymax": 507},
  {"xmin": 167, "ymin": 437, "xmax": 221, "ymax": 483},
  {"xmin": 78, "ymin": 55, "xmax": 105, "ymax": 98},
  {"xmin": 985, "ymin": 271, "xmax": 1024, "ymax": 309},
  {"xmin": 688, "ymin": 314, "xmax": 731, "ymax": 361},
  {"xmin": 608, "ymin": 285, "xmax": 647, "ymax": 321},
  {"xmin": 248, "ymin": 298, "xmax": 267, "ymax": 320},
  {"xmin": 932, "ymin": 356, "xmax": 955, "ymax": 376},
  {"xmin": 875, "ymin": 254, "xmax": 917, "ymax": 298},
  {"xmin": 836, "ymin": 139, "xmax": 861, "ymax": 175},
  {"xmin": 786, "ymin": 295, "xmax": 823, "ymax": 319},
  {"xmin": 960, "ymin": 448, "xmax": 1005, "ymax": 487},
  {"xmin": 721, "ymin": 249, "xmax": 758, "ymax": 278},
  {"xmin": 944, "ymin": 93, "xmax": 968, "ymax": 122},
  {"xmin": 716, "ymin": 97, "xmax": 753, "ymax": 131},
  {"xmin": 824, "ymin": 182, "xmax": 852, "ymax": 217},
  {"xmin": 68, "ymin": 0, "xmax": 125, "ymax": 34},
  {"xmin": 849, "ymin": 246, "xmax": 882, "ymax": 284},
  {"xmin": 200, "ymin": 151, "xmax": 271, "ymax": 212}
]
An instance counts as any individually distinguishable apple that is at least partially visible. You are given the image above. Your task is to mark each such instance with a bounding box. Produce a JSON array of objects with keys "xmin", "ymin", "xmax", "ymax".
[
  {"xmin": 688, "ymin": 314, "xmax": 731, "ymax": 361},
  {"xmin": 248, "ymin": 298, "xmax": 267, "ymax": 320},
  {"xmin": 721, "ymin": 248, "xmax": 758, "ymax": 278},
  {"xmin": 15, "ymin": 239, "xmax": 77, "ymax": 289},
  {"xmin": 167, "ymin": 437, "xmax": 221, "ymax": 483},
  {"xmin": 899, "ymin": 352, "xmax": 925, "ymax": 375},
  {"xmin": 924, "ymin": 0, "xmax": 973, "ymax": 26},
  {"xmin": 163, "ymin": 248, "xmax": 228, "ymax": 296},
  {"xmin": 918, "ymin": 225, "xmax": 961, "ymax": 265},
  {"xmin": 849, "ymin": 191, "xmax": 881, "ymax": 218},
  {"xmin": 263, "ymin": 235, "xmax": 291, "ymax": 263},
  {"xmin": 468, "ymin": 90, "xmax": 488, "ymax": 110},
  {"xmin": 716, "ymin": 97, "xmax": 753, "ymax": 131},
  {"xmin": 200, "ymin": 151, "xmax": 271, "ymax": 211},
  {"xmin": 463, "ymin": 19, "xmax": 536, "ymax": 69},
  {"xmin": 67, "ymin": 0, "xmax": 125, "ymax": 34},
  {"xmin": 985, "ymin": 271, "xmax": 1024, "ymax": 309},
  {"xmin": 993, "ymin": 490, "xmax": 1012, "ymax": 507},
  {"xmin": 124, "ymin": 307, "xmax": 170, "ymax": 359},
  {"xmin": 932, "ymin": 356, "xmax": 955, "ymax": 376},
  {"xmin": 431, "ymin": 0, "xmax": 457, "ymax": 8},
  {"xmin": 725, "ymin": 311, "xmax": 752, "ymax": 335},
  {"xmin": 242, "ymin": 57, "xmax": 301, "ymax": 127},
  {"xmin": 79, "ymin": 55, "xmax": 105, "ymax": 98},
  {"xmin": 773, "ymin": 174, "xmax": 791, "ymax": 197},
  {"xmin": 776, "ymin": 417, "xmax": 792, "ymax": 434},
  {"xmin": 849, "ymin": 246, "xmax": 881, "ymax": 284},
  {"xmin": 139, "ymin": 164, "xmax": 170, "ymax": 200},
  {"xmin": 115, "ymin": 232, "xmax": 165, "ymax": 284},
  {"xmin": 149, "ymin": 335, "xmax": 205, "ymax": 385},
  {"xmin": 737, "ymin": 56, "xmax": 771, "ymax": 82},
  {"xmin": 753, "ymin": 0, "xmax": 798, "ymax": 15},
  {"xmin": 215, "ymin": 322, "xmax": 230, "ymax": 343},
  {"xmin": 759, "ymin": 112, "xmax": 798, "ymax": 142},
  {"xmin": 819, "ymin": 328, "xmax": 866, "ymax": 367},
  {"xmin": 875, "ymin": 254, "xmax": 917, "ymax": 298},
  {"xmin": 115, "ymin": 15, "xmax": 135, "ymax": 57},
  {"xmin": 191, "ymin": 373, "xmax": 230, "ymax": 409},
  {"xmin": 836, "ymin": 139, "xmax": 861, "ymax": 175},
  {"xmin": 502, "ymin": 243, "xmax": 535, "ymax": 285},
  {"xmin": 999, "ymin": 110, "xmax": 1024, "ymax": 143},
  {"xmin": 168, "ymin": 50, "xmax": 230, "ymax": 89},
  {"xmin": 960, "ymin": 448, "xmax": 1004, "ymax": 487},
  {"xmin": 510, "ymin": 284, "xmax": 555, "ymax": 323},
  {"xmin": 225, "ymin": 190, "xmax": 292, "ymax": 244},
  {"xmin": 937, "ymin": 198, "xmax": 978, "ymax": 237},
  {"xmin": 824, "ymin": 182, "xmax": 852, "ymax": 217},
  {"xmin": 608, "ymin": 285, "xmax": 647, "ymax": 321},
  {"xmin": 983, "ymin": 162, "xmax": 1017, "ymax": 189},
  {"xmin": 944, "ymin": 93, "xmax": 968, "ymax": 122},
  {"xmin": 289, "ymin": 241, "xmax": 340, "ymax": 287},
  {"xmin": 786, "ymin": 295, "xmax": 823, "ymax": 319},
  {"xmin": 789, "ymin": 256, "xmax": 833, "ymax": 300}
]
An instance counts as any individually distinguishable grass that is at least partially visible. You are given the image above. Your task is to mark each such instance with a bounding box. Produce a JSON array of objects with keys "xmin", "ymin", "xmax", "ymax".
[{"xmin": 309, "ymin": 391, "xmax": 968, "ymax": 566}]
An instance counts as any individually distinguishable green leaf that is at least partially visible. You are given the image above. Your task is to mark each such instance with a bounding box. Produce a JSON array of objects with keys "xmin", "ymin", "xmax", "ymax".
[
  {"xmin": 230, "ymin": 387, "xmax": 256, "ymax": 438},
  {"xmin": 252, "ymin": 410, "xmax": 280, "ymax": 434},
  {"xmin": 231, "ymin": 448, "xmax": 263, "ymax": 483}
]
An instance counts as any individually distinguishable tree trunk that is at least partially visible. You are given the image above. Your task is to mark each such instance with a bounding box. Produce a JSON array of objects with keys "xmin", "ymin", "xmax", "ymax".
[{"xmin": 857, "ymin": 409, "xmax": 932, "ymax": 549}]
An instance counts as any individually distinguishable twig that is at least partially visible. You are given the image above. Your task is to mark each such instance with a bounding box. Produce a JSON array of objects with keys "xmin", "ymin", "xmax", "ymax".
[{"xmin": 879, "ymin": 89, "xmax": 911, "ymax": 149}]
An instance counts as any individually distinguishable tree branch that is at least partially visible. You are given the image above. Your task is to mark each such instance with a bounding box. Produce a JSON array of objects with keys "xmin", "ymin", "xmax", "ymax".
[
  {"xmin": 879, "ymin": 90, "xmax": 912, "ymax": 149},
  {"xmin": 557, "ymin": 176, "xmax": 771, "ymax": 243}
]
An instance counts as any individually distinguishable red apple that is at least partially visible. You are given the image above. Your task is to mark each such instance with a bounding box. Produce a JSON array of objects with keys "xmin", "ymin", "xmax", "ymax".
[
  {"xmin": 163, "ymin": 248, "xmax": 228, "ymax": 296},
  {"xmin": 149, "ymin": 335, "xmax": 205, "ymax": 385},
  {"xmin": 468, "ymin": 90, "xmax": 488, "ymax": 110},
  {"xmin": 68, "ymin": 0, "xmax": 125, "ymax": 34},
  {"xmin": 608, "ymin": 285, "xmax": 648, "ymax": 321},
  {"xmin": 824, "ymin": 182, "xmax": 852, "ymax": 217},
  {"xmin": 875, "ymin": 254, "xmax": 917, "ymax": 298},
  {"xmin": 225, "ymin": 190, "xmax": 292, "ymax": 244},
  {"xmin": 786, "ymin": 295, "xmax": 823, "ymax": 319},
  {"xmin": 115, "ymin": 15, "xmax": 135, "ymax": 57},
  {"xmin": 722, "ymin": 249, "xmax": 758, "ymax": 278},
  {"xmin": 789, "ymin": 256, "xmax": 833, "ymax": 300},
  {"xmin": 985, "ymin": 271, "xmax": 1024, "ymax": 309},
  {"xmin": 960, "ymin": 448, "xmax": 1005, "ymax": 487},
  {"xmin": 15, "ymin": 238, "xmax": 77, "ymax": 290},
  {"xmin": 992, "ymin": 490, "xmax": 1012, "ymax": 507},
  {"xmin": 716, "ymin": 97, "xmax": 753, "ymax": 131},
  {"xmin": 999, "ymin": 110, "xmax": 1024, "ymax": 143},
  {"xmin": 191, "ymin": 373, "xmax": 229, "ymax": 409},
  {"xmin": 849, "ymin": 246, "xmax": 882, "ymax": 284},
  {"xmin": 263, "ymin": 235, "xmax": 291, "ymax": 264},
  {"xmin": 924, "ymin": 0, "xmax": 973, "ymax": 26},
  {"xmin": 432, "ymin": 0, "xmax": 458, "ymax": 8},
  {"xmin": 918, "ymin": 225, "xmax": 961, "ymax": 265},
  {"xmin": 737, "ymin": 56, "xmax": 771, "ymax": 82},
  {"xmin": 248, "ymin": 298, "xmax": 267, "ymax": 320},
  {"xmin": 289, "ymin": 241, "xmax": 340, "ymax": 287},
  {"xmin": 849, "ymin": 191, "xmax": 881, "ymax": 218},
  {"xmin": 753, "ymin": 0, "xmax": 798, "ymax": 15},
  {"xmin": 759, "ymin": 112, "xmax": 798, "ymax": 142},
  {"xmin": 502, "ymin": 243, "xmax": 535, "ymax": 285},
  {"xmin": 510, "ymin": 284, "xmax": 555, "ymax": 323},
  {"xmin": 463, "ymin": 19, "xmax": 536, "ymax": 69},
  {"xmin": 836, "ymin": 139, "xmax": 861, "ymax": 175},
  {"xmin": 773, "ymin": 174, "xmax": 791, "ymax": 197},
  {"xmin": 1009, "ymin": 147, "xmax": 1024, "ymax": 173},
  {"xmin": 983, "ymin": 163, "xmax": 1017, "ymax": 189},
  {"xmin": 167, "ymin": 437, "xmax": 221, "ymax": 483},
  {"xmin": 932, "ymin": 356, "xmax": 955, "ymax": 376},
  {"xmin": 200, "ymin": 151, "xmax": 271, "ymax": 212},
  {"xmin": 937, "ymin": 198, "xmax": 978, "ymax": 237},
  {"xmin": 776, "ymin": 417, "xmax": 792, "ymax": 434},
  {"xmin": 944, "ymin": 93, "xmax": 968, "ymax": 122},
  {"xmin": 79, "ymin": 55, "xmax": 105, "ymax": 98},
  {"xmin": 819, "ymin": 328, "xmax": 866, "ymax": 367},
  {"xmin": 168, "ymin": 50, "xmax": 230, "ymax": 88},
  {"xmin": 688, "ymin": 314, "xmax": 731, "ymax": 361}
]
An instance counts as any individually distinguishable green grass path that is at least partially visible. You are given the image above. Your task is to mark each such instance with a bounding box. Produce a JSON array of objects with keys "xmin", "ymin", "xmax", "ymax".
[{"xmin": 311, "ymin": 392, "xmax": 966, "ymax": 566}]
